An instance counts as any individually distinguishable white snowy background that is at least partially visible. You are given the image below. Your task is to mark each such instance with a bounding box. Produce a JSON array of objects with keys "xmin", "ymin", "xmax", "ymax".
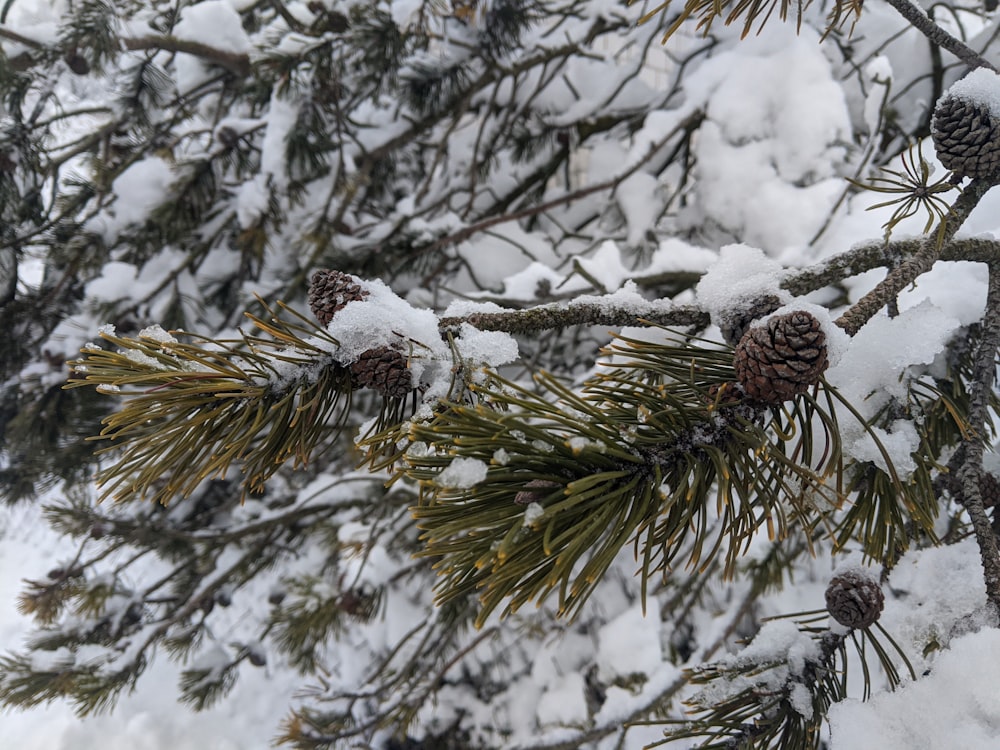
[{"xmin": 2, "ymin": 0, "xmax": 1000, "ymax": 748}]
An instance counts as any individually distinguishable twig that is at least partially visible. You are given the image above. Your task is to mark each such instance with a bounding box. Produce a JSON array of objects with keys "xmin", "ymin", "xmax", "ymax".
[
  {"xmin": 0, "ymin": 26, "xmax": 252, "ymax": 76},
  {"xmin": 121, "ymin": 35, "xmax": 251, "ymax": 77},
  {"xmin": 418, "ymin": 110, "xmax": 706, "ymax": 258},
  {"xmin": 880, "ymin": 0, "xmax": 997, "ymax": 72},
  {"xmin": 440, "ymin": 299, "xmax": 708, "ymax": 333},
  {"xmin": 437, "ymin": 236, "xmax": 1000, "ymax": 336},
  {"xmin": 955, "ymin": 261, "xmax": 1000, "ymax": 618},
  {"xmin": 835, "ymin": 177, "xmax": 995, "ymax": 336}
]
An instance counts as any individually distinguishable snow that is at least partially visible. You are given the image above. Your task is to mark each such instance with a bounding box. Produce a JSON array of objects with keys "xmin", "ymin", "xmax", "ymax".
[
  {"xmin": 436, "ymin": 457, "xmax": 489, "ymax": 489},
  {"xmin": 97, "ymin": 157, "xmax": 175, "ymax": 242},
  {"xmin": 536, "ymin": 672, "xmax": 589, "ymax": 727},
  {"xmin": 8, "ymin": 1, "xmax": 1000, "ymax": 748},
  {"xmin": 696, "ymin": 243, "xmax": 789, "ymax": 324},
  {"xmin": 939, "ymin": 66, "xmax": 1000, "ymax": 117},
  {"xmin": 829, "ymin": 628, "xmax": 1000, "ymax": 750},
  {"xmin": 596, "ymin": 604, "xmax": 663, "ymax": 681},
  {"xmin": 0, "ymin": 503, "xmax": 294, "ymax": 750},
  {"xmin": 455, "ymin": 322, "xmax": 519, "ymax": 367}
]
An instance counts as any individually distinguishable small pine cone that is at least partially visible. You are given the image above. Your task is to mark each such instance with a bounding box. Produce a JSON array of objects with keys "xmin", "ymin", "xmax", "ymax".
[
  {"xmin": 981, "ymin": 472, "xmax": 1000, "ymax": 508},
  {"xmin": 733, "ymin": 310, "xmax": 829, "ymax": 405},
  {"xmin": 514, "ymin": 479, "xmax": 561, "ymax": 505},
  {"xmin": 825, "ymin": 570, "xmax": 884, "ymax": 630},
  {"xmin": 308, "ymin": 269, "xmax": 368, "ymax": 327},
  {"xmin": 719, "ymin": 294, "xmax": 784, "ymax": 347},
  {"xmin": 932, "ymin": 75, "xmax": 1000, "ymax": 180},
  {"xmin": 349, "ymin": 346, "xmax": 413, "ymax": 398}
]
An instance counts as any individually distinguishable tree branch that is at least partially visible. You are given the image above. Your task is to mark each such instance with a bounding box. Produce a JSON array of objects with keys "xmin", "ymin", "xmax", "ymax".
[
  {"xmin": 121, "ymin": 35, "xmax": 251, "ymax": 77},
  {"xmin": 835, "ymin": 177, "xmax": 995, "ymax": 336},
  {"xmin": 439, "ymin": 236, "xmax": 1000, "ymax": 336},
  {"xmin": 0, "ymin": 26, "xmax": 252, "ymax": 77},
  {"xmin": 955, "ymin": 261, "xmax": 1000, "ymax": 618},
  {"xmin": 880, "ymin": 0, "xmax": 997, "ymax": 72},
  {"xmin": 440, "ymin": 298, "xmax": 708, "ymax": 334}
]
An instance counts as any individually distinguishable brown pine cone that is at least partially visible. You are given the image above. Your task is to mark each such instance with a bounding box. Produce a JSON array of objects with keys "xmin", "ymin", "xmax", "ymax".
[
  {"xmin": 349, "ymin": 346, "xmax": 413, "ymax": 398},
  {"xmin": 932, "ymin": 86, "xmax": 1000, "ymax": 181},
  {"xmin": 733, "ymin": 310, "xmax": 829, "ymax": 405},
  {"xmin": 825, "ymin": 570, "xmax": 884, "ymax": 630},
  {"xmin": 308, "ymin": 269, "xmax": 368, "ymax": 327},
  {"xmin": 718, "ymin": 294, "xmax": 784, "ymax": 347},
  {"xmin": 980, "ymin": 472, "xmax": 1000, "ymax": 508}
]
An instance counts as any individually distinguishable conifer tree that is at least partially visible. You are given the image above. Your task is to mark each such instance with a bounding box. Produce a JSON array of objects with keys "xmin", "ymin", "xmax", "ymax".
[{"xmin": 2, "ymin": 0, "xmax": 1000, "ymax": 748}]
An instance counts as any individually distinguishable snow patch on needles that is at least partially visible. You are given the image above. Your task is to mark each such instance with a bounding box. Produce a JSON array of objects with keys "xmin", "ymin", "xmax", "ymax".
[
  {"xmin": 437, "ymin": 457, "xmax": 489, "ymax": 489},
  {"xmin": 827, "ymin": 301, "xmax": 960, "ymax": 474},
  {"xmin": 455, "ymin": 323, "xmax": 519, "ymax": 368}
]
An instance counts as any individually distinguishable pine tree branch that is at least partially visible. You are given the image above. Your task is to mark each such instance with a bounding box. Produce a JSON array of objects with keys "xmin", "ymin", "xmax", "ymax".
[
  {"xmin": 835, "ymin": 177, "xmax": 995, "ymax": 336},
  {"xmin": 880, "ymin": 0, "xmax": 997, "ymax": 72},
  {"xmin": 439, "ymin": 299, "xmax": 709, "ymax": 333},
  {"xmin": 121, "ymin": 35, "xmax": 251, "ymax": 77},
  {"xmin": 437, "ymin": 236, "xmax": 1000, "ymax": 336},
  {"xmin": 0, "ymin": 24, "xmax": 42, "ymax": 49},
  {"xmin": 955, "ymin": 260, "xmax": 1000, "ymax": 618},
  {"xmin": 0, "ymin": 26, "xmax": 252, "ymax": 76}
]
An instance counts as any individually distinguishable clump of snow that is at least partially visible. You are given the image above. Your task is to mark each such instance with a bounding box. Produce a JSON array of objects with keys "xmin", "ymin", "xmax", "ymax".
[
  {"xmin": 171, "ymin": 0, "xmax": 251, "ymax": 92},
  {"xmin": 829, "ymin": 628, "xmax": 1000, "ymax": 750},
  {"xmin": 324, "ymin": 277, "xmax": 449, "ymax": 387},
  {"xmin": 492, "ymin": 262, "xmax": 564, "ymax": 301},
  {"xmin": 523, "ymin": 502, "xmax": 544, "ymax": 527},
  {"xmin": 138, "ymin": 325, "xmax": 178, "ymax": 344},
  {"xmin": 173, "ymin": 0, "xmax": 251, "ymax": 53},
  {"xmin": 844, "ymin": 419, "xmax": 919, "ymax": 477},
  {"xmin": 436, "ymin": 457, "xmax": 489, "ymax": 489},
  {"xmin": 694, "ymin": 620, "xmax": 819, "ymax": 720},
  {"xmin": 615, "ymin": 173, "xmax": 662, "ymax": 247},
  {"xmin": 940, "ymin": 66, "xmax": 1000, "ymax": 117},
  {"xmin": 596, "ymin": 604, "xmax": 663, "ymax": 681},
  {"xmin": 828, "ymin": 303, "xmax": 959, "ymax": 402},
  {"xmin": 97, "ymin": 157, "xmax": 174, "ymax": 242},
  {"xmin": 455, "ymin": 323, "xmax": 519, "ymax": 367},
  {"xmin": 696, "ymin": 244, "xmax": 789, "ymax": 328},
  {"xmin": 535, "ymin": 672, "xmax": 589, "ymax": 727},
  {"xmin": 572, "ymin": 240, "xmax": 633, "ymax": 292},
  {"xmin": 441, "ymin": 299, "xmax": 506, "ymax": 318},
  {"xmin": 882, "ymin": 538, "xmax": 991, "ymax": 655}
]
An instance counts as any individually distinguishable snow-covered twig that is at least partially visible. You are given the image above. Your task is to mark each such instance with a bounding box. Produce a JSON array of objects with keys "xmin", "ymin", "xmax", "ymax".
[{"xmin": 954, "ymin": 261, "xmax": 1000, "ymax": 617}]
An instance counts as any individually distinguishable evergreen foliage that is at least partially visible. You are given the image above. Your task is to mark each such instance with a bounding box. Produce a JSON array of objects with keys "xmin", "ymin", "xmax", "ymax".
[{"xmin": 1, "ymin": 0, "xmax": 1000, "ymax": 749}]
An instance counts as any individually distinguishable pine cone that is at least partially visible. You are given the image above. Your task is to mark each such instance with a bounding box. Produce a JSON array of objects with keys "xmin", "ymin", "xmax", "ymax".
[
  {"xmin": 825, "ymin": 570, "xmax": 884, "ymax": 630},
  {"xmin": 980, "ymin": 472, "xmax": 1000, "ymax": 508},
  {"xmin": 932, "ymin": 87, "xmax": 1000, "ymax": 181},
  {"xmin": 719, "ymin": 294, "xmax": 784, "ymax": 347},
  {"xmin": 733, "ymin": 310, "xmax": 829, "ymax": 405},
  {"xmin": 349, "ymin": 346, "xmax": 413, "ymax": 398},
  {"xmin": 514, "ymin": 479, "xmax": 561, "ymax": 505},
  {"xmin": 308, "ymin": 269, "xmax": 368, "ymax": 327}
]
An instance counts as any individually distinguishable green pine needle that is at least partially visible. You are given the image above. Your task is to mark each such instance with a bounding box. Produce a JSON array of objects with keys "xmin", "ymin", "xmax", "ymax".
[{"xmin": 64, "ymin": 301, "xmax": 354, "ymax": 505}]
